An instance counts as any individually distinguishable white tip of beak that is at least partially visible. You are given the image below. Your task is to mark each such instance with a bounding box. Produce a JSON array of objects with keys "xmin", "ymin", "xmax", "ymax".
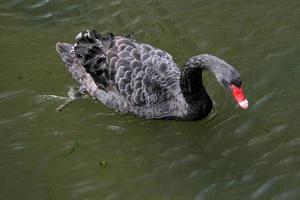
[{"xmin": 239, "ymin": 99, "xmax": 249, "ymax": 109}]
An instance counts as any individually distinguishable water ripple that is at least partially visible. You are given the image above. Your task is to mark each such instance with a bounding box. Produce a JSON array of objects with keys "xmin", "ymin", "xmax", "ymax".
[
  {"xmin": 29, "ymin": 0, "xmax": 49, "ymax": 9},
  {"xmin": 251, "ymin": 176, "xmax": 285, "ymax": 199},
  {"xmin": 0, "ymin": 89, "xmax": 28, "ymax": 101},
  {"xmin": 1, "ymin": 0, "xmax": 300, "ymax": 199}
]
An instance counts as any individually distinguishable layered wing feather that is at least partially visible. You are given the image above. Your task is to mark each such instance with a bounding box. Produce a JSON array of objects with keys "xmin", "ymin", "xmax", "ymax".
[{"xmin": 74, "ymin": 30, "xmax": 180, "ymax": 107}]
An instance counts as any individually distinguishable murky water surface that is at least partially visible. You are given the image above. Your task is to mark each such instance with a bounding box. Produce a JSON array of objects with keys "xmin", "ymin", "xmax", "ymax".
[{"xmin": 0, "ymin": 0, "xmax": 300, "ymax": 199}]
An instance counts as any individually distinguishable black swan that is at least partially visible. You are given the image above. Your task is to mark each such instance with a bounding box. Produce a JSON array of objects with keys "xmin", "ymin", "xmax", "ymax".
[{"xmin": 56, "ymin": 29, "xmax": 248, "ymax": 120}]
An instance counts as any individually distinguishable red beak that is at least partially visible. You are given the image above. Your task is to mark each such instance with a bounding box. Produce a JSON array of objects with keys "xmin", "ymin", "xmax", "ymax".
[{"xmin": 230, "ymin": 84, "xmax": 249, "ymax": 109}]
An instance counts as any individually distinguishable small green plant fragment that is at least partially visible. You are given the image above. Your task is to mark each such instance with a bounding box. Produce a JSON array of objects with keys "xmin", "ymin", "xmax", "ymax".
[{"xmin": 46, "ymin": 187, "xmax": 53, "ymax": 200}]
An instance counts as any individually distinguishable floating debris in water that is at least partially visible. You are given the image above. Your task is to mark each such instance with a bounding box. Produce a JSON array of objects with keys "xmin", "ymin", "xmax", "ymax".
[{"xmin": 99, "ymin": 161, "xmax": 108, "ymax": 168}]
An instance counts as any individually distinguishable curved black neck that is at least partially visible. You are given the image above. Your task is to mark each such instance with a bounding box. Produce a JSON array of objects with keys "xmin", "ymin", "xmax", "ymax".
[
  {"xmin": 179, "ymin": 54, "xmax": 239, "ymax": 119},
  {"xmin": 180, "ymin": 64, "xmax": 212, "ymax": 120}
]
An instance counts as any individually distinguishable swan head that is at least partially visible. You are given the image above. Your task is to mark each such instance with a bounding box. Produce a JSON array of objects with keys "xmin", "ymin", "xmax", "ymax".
[
  {"xmin": 183, "ymin": 54, "xmax": 249, "ymax": 110},
  {"xmin": 216, "ymin": 64, "xmax": 248, "ymax": 110},
  {"xmin": 198, "ymin": 54, "xmax": 249, "ymax": 109}
]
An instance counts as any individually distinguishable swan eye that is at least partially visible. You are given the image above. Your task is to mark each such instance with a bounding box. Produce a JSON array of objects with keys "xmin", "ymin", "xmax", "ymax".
[
  {"xmin": 221, "ymin": 79, "xmax": 229, "ymax": 87},
  {"xmin": 231, "ymin": 79, "xmax": 242, "ymax": 88}
]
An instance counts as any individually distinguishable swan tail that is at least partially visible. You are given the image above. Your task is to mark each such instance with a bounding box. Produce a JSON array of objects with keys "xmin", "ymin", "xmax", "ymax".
[
  {"xmin": 56, "ymin": 42, "xmax": 81, "ymax": 81},
  {"xmin": 56, "ymin": 42, "xmax": 99, "ymax": 95},
  {"xmin": 56, "ymin": 42, "xmax": 76, "ymax": 67}
]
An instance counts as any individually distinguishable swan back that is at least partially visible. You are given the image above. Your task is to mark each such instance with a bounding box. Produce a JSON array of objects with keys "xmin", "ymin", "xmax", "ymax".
[{"xmin": 57, "ymin": 30, "xmax": 188, "ymax": 119}]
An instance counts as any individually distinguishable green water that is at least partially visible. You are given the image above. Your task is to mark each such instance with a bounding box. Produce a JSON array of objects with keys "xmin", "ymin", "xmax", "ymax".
[{"xmin": 1, "ymin": 0, "xmax": 300, "ymax": 199}]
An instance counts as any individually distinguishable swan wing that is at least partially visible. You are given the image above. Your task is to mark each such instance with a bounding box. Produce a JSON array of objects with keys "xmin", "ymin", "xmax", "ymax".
[{"xmin": 74, "ymin": 31, "xmax": 180, "ymax": 107}]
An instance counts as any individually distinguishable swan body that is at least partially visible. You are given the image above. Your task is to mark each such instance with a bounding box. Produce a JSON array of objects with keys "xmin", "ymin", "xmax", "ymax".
[{"xmin": 56, "ymin": 29, "xmax": 248, "ymax": 120}]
